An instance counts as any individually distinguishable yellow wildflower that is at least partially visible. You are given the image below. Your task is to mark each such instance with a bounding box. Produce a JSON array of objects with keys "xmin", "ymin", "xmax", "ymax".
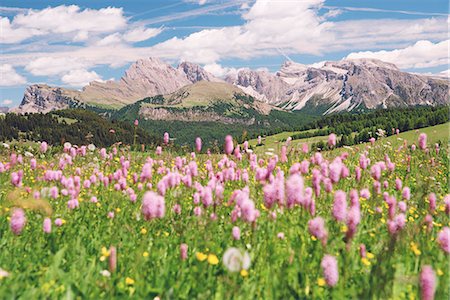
[
  {"xmin": 410, "ymin": 242, "xmax": 421, "ymax": 256},
  {"xmin": 361, "ymin": 258, "xmax": 371, "ymax": 266},
  {"xmin": 101, "ymin": 247, "xmax": 110, "ymax": 257},
  {"xmin": 196, "ymin": 252, "xmax": 207, "ymax": 261},
  {"xmin": 143, "ymin": 252, "xmax": 149, "ymax": 257},
  {"xmin": 240, "ymin": 269, "xmax": 248, "ymax": 277},
  {"xmin": 140, "ymin": 228, "xmax": 147, "ymax": 235},
  {"xmin": 207, "ymin": 254, "xmax": 219, "ymax": 265},
  {"xmin": 125, "ymin": 277, "xmax": 135, "ymax": 285},
  {"xmin": 317, "ymin": 278, "xmax": 326, "ymax": 286}
]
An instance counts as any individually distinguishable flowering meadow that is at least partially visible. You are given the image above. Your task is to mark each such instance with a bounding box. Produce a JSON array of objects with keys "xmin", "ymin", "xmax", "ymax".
[{"xmin": 0, "ymin": 129, "xmax": 449, "ymax": 299}]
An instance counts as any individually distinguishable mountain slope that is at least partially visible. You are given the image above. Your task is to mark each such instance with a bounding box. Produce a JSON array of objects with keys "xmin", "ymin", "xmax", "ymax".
[
  {"xmin": 226, "ymin": 58, "xmax": 449, "ymax": 114},
  {"xmin": 14, "ymin": 57, "xmax": 449, "ymax": 115},
  {"xmin": 14, "ymin": 58, "xmax": 219, "ymax": 113},
  {"xmin": 113, "ymin": 81, "xmax": 276, "ymax": 125},
  {"xmin": 112, "ymin": 81, "xmax": 317, "ymax": 146}
]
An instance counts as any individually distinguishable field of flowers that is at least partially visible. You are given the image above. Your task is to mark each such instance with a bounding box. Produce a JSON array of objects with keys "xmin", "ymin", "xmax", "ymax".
[{"xmin": 0, "ymin": 128, "xmax": 448, "ymax": 299}]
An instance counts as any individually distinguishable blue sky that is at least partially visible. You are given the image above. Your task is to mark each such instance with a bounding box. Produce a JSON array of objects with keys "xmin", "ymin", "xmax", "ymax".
[{"xmin": 0, "ymin": 0, "xmax": 448, "ymax": 107}]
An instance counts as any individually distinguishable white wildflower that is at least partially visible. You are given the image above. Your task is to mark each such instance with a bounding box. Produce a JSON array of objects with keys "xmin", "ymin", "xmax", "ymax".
[{"xmin": 222, "ymin": 248, "xmax": 251, "ymax": 272}]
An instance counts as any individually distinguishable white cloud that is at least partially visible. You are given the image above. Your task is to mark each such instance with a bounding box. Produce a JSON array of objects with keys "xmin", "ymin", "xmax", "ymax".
[
  {"xmin": 61, "ymin": 69, "xmax": 102, "ymax": 87},
  {"xmin": 149, "ymin": 0, "xmax": 332, "ymax": 64},
  {"xmin": 346, "ymin": 39, "xmax": 449, "ymax": 69},
  {"xmin": 25, "ymin": 57, "xmax": 89, "ymax": 76},
  {"xmin": 0, "ymin": 5, "xmax": 161, "ymax": 45},
  {"xmin": 0, "ymin": 17, "xmax": 43, "ymax": 44},
  {"xmin": 2, "ymin": 99, "xmax": 13, "ymax": 105},
  {"xmin": 122, "ymin": 27, "xmax": 163, "ymax": 43},
  {"xmin": 323, "ymin": 9, "xmax": 342, "ymax": 18},
  {"xmin": 0, "ymin": 0, "xmax": 448, "ymax": 87},
  {"xmin": 203, "ymin": 63, "xmax": 237, "ymax": 77},
  {"xmin": 240, "ymin": 3, "xmax": 250, "ymax": 10},
  {"xmin": 0, "ymin": 64, "xmax": 27, "ymax": 86},
  {"xmin": 184, "ymin": 0, "xmax": 208, "ymax": 5},
  {"xmin": 331, "ymin": 18, "xmax": 448, "ymax": 51},
  {"xmin": 12, "ymin": 5, "xmax": 126, "ymax": 42},
  {"xmin": 142, "ymin": 0, "xmax": 448, "ymax": 66},
  {"xmin": 96, "ymin": 33, "xmax": 123, "ymax": 47}
]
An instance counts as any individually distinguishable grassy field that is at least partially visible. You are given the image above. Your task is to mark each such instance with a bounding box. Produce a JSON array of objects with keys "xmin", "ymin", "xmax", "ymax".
[
  {"xmin": 0, "ymin": 123, "xmax": 448, "ymax": 299},
  {"xmin": 250, "ymin": 123, "xmax": 449, "ymax": 154}
]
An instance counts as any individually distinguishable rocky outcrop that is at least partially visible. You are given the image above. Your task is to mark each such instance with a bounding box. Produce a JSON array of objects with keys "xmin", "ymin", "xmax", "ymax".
[
  {"xmin": 15, "ymin": 57, "xmax": 449, "ymax": 115},
  {"xmin": 15, "ymin": 58, "xmax": 220, "ymax": 113},
  {"xmin": 131, "ymin": 81, "xmax": 274, "ymax": 125},
  {"xmin": 226, "ymin": 68, "xmax": 290, "ymax": 104},
  {"xmin": 177, "ymin": 61, "xmax": 222, "ymax": 83},
  {"xmin": 227, "ymin": 58, "xmax": 450, "ymax": 114},
  {"xmin": 12, "ymin": 84, "xmax": 82, "ymax": 113},
  {"xmin": 139, "ymin": 107, "xmax": 255, "ymax": 125}
]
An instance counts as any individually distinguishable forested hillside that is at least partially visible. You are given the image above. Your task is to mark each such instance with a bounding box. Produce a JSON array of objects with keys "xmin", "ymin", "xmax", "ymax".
[{"xmin": 0, "ymin": 109, "xmax": 161, "ymax": 147}]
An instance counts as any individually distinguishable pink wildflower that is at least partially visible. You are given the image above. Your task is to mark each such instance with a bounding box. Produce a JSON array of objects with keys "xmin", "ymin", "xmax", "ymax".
[
  {"xmin": 10, "ymin": 208, "xmax": 26, "ymax": 235},
  {"xmin": 402, "ymin": 187, "xmax": 411, "ymax": 200},
  {"xmin": 308, "ymin": 217, "xmax": 327, "ymax": 245},
  {"xmin": 321, "ymin": 255, "xmax": 339, "ymax": 287},
  {"xmin": 328, "ymin": 133, "xmax": 337, "ymax": 147},
  {"xmin": 359, "ymin": 244, "xmax": 366, "ymax": 258},
  {"xmin": 285, "ymin": 173, "xmax": 304, "ymax": 208},
  {"xmin": 418, "ymin": 133, "xmax": 427, "ymax": 150},
  {"xmin": 332, "ymin": 191, "xmax": 347, "ymax": 222},
  {"xmin": 420, "ymin": 265, "xmax": 436, "ymax": 300},
  {"xmin": 40, "ymin": 141, "xmax": 48, "ymax": 153},
  {"xmin": 395, "ymin": 178, "xmax": 402, "ymax": 191},
  {"xmin": 43, "ymin": 217, "xmax": 51, "ymax": 234},
  {"xmin": 180, "ymin": 243, "xmax": 188, "ymax": 260},
  {"xmin": 428, "ymin": 193, "xmax": 436, "ymax": 213},
  {"xmin": 224, "ymin": 135, "xmax": 234, "ymax": 155},
  {"xmin": 437, "ymin": 227, "xmax": 450, "ymax": 254},
  {"xmin": 142, "ymin": 191, "xmax": 165, "ymax": 220},
  {"xmin": 156, "ymin": 146, "xmax": 162, "ymax": 155},
  {"xmin": 195, "ymin": 137, "xmax": 202, "ymax": 152},
  {"xmin": 109, "ymin": 246, "xmax": 117, "ymax": 273},
  {"xmin": 232, "ymin": 226, "xmax": 241, "ymax": 240},
  {"xmin": 54, "ymin": 218, "xmax": 63, "ymax": 226}
]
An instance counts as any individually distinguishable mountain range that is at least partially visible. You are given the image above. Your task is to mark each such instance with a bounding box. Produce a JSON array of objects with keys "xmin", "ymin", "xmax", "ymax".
[{"xmin": 13, "ymin": 57, "xmax": 449, "ymax": 116}]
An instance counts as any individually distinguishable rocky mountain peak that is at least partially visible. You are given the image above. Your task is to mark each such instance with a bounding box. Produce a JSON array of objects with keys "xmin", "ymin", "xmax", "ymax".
[
  {"xmin": 227, "ymin": 58, "xmax": 449, "ymax": 114},
  {"xmin": 177, "ymin": 61, "xmax": 220, "ymax": 83},
  {"xmin": 15, "ymin": 57, "xmax": 222, "ymax": 113},
  {"xmin": 278, "ymin": 60, "xmax": 308, "ymax": 75},
  {"xmin": 12, "ymin": 84, "xmax": 81, "ymax": 113},
  {"xmin": 14, "ymin": 56, "xmax": 449, "ymax": 115},
  {"xmin": 121, "ymin": 57, "xmax": 189, "ymax": 85}
]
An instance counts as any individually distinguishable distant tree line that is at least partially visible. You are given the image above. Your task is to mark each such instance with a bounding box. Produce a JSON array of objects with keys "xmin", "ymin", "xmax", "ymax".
[
  {"xmin": 308, "ymin": 105, "xmax": 449, "ymax": 150},
  {"xmin": 0, "ymin": 109, "xmax": 161, "ymax": 147}
]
